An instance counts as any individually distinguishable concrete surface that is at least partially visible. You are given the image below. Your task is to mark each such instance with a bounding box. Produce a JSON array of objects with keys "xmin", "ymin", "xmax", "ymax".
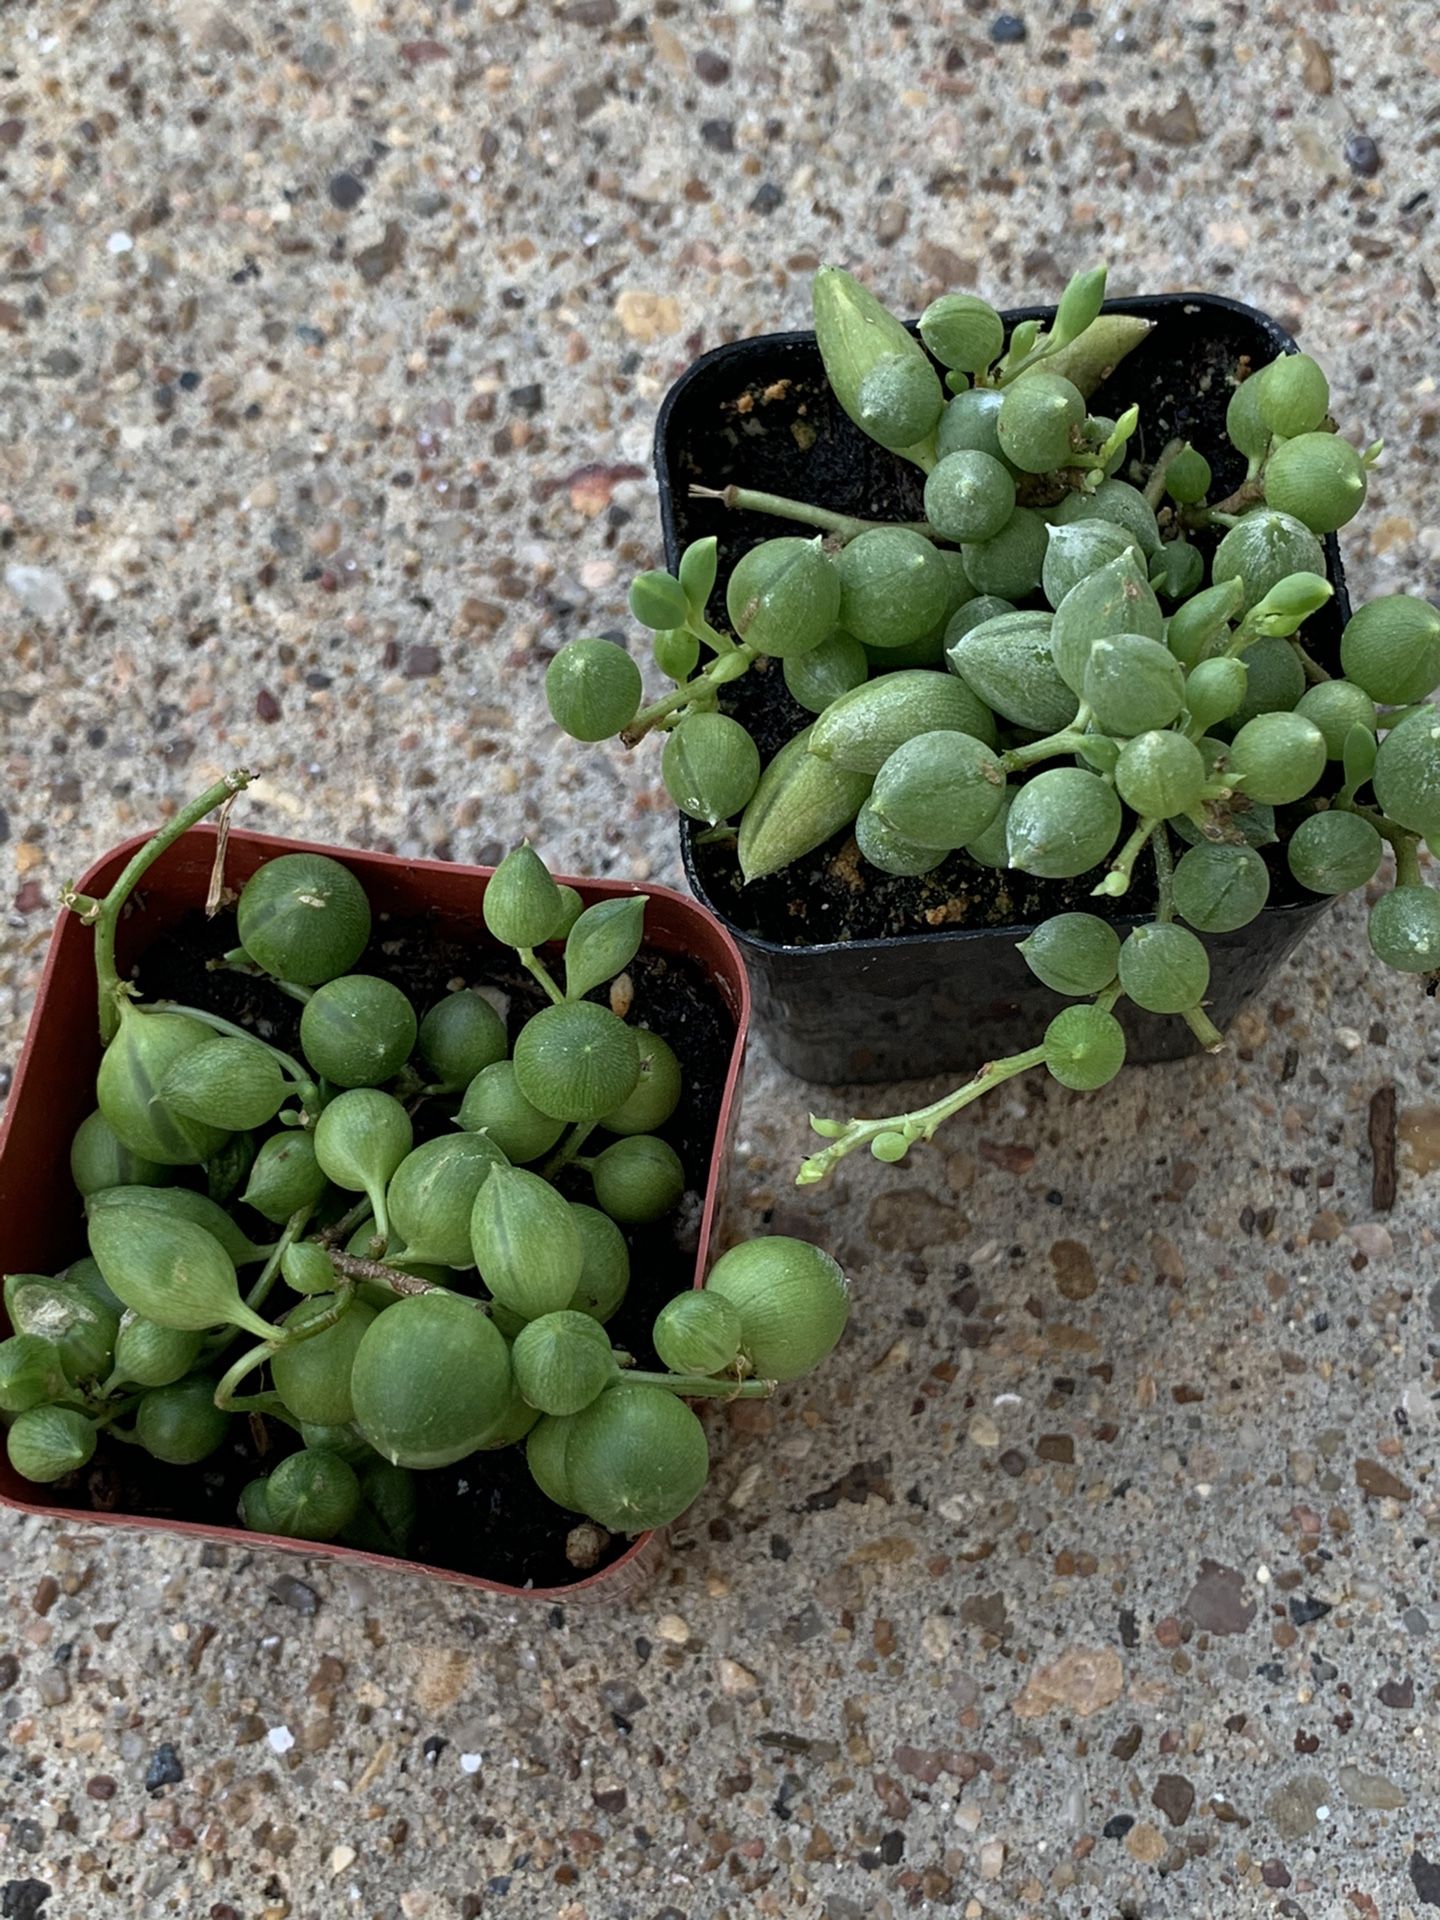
[{"xmin": 2, "ymin": 2, "xmax": 1438, "ymax": 1915}]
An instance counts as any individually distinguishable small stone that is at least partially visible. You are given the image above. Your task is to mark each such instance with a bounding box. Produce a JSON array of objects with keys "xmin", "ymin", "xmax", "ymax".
[
  {"xmin": 36, "ymin": 1670, "xmax": 69, "ymax": 1707},
  {"xmin": 989, "ymin": 13, "xmax": 1027, "ymax": 41},
  {"xmin": 1110, "ymin": 1724, "xmax": 1142, "ymax": 1762},
  {"xmin": 614, "ymin": 290, "xmax": 682, "ymax": 341},
  {"xmin": 1356, "ymin": 1458, "xmax": 1412, "ymax": 1501},
  {"xmin": 1377, "ymin": 1676, "xmax": 1414, "ymax": 1709},
  {"xmin": 599, "ymin": 1679, "xmax": 647, "ymax": 1718},
  {"xmin": 1013, "ymin": 1646, "xmax": 1123, "ymax": 1719},
  {"xmin": 1265, "ymin": 1772, "xmax": 1328, "ymax": 1841},
  {"xmin": 1288, "ymin": 1596, "xmax": 1332, "ymax": 1627},
  {"xmin": 693, "ymin": 49, "xmax": 731, "ymax": 83},
  {"xmin": 1182, "ymin": 1559, "xmax": 1255, "ymax": 1635},
  {"xmin": 509, "ymin": 383, "xmax": 544, "ymax": 416},
  {"xmin": 1102, "ymin": 1813, "xmax": 1134, "ymax": 1840},
  {"xmin": 5, "ymin": 566, "xmax": 67, "ymax": 620},
  {"xmin": 0, "ymin": 1883, "xmax": 51, "ymax": 1920},
  {"xmin": 1297, "ymin": 33, "xmax": 1333, "ymax": 94},
  {"xmin": 355, "ymin": 221, "xmax": 406, "ymax": 285},
  {"xmin": 403, "ymin": 645, "xmax": 442, "ymax": 679},
  {"xmin": 749, "ymin": 182, "xmax": 783, "ymax": 215},
  {"xmin": 41, "ymin": 348, "xmax": 82, "ymax": 377},
  {"xmin": 868, "ymin": 1190, "xmax": 958, "ymax": 1252},
  {"xmin": 1124, "ymin": 1821, "xmax": 1167, "ymax": 1865},
  {"xmin": 1411, "ymin": 1850, "xmax": 1440, "ymax": 1907},
  {"xmin": 1403, "ymin": 1607, "xmax": 1430, "ymax": 1637},
  {"xmin": 144, "ymin": 1744, "xmax": 184, "ymax": 1793},
  {"xmin": 86, "ymin": 1776, "xmax": 117, "ymax": 1800},
  {"xmin": 655, "ymin": 1614, "xmax": 691, "ymax": 1647},
  {"xmin": 978, "ymin": 1840, "xmax": 1004, "ymax": 1879},
  {"xmin": 1345, "ymin": 132, "xmax": 1382, "ymax": 178},
  {"xmin": 968, "ymin": 1413, "xmax": 1000, "ymax": 1449},
  {"xmin": 699, "ymin": 119, "xmax": 734, "ymax": 154},
  {"xmin": 0, "ymin": 1655, "xmax": 19, "ymax": 1693},
  {"xmin": 1151, "ymin": 1774, "xmax": 1195, "ymax": 1827},
  {"xmin": 1136, "ymin": 91, "xmax": 1203, "ymax": 146},
  {"xmin": 270, "ymin": 1575, "xmax": 321, "ymax": 1616},
  {"xmin": 1261, "ymin": 1859, "xmax": 1292, "ymax": 1890},
  {"xmin": 1050, "ymin": 1239, "xmax": 1096, "ymax": 1300},
  {"xmin": 1338, "ymin": 1764, "xmax": 1405, "ymax": 1810},
  {"xmin": 328, "ymin": 172, "xmax": 365, "ymax": 211},
  {"xmin": 330, "ymin": 1846, "xmax": 357, "ymax": 1875},
  {"xmin": 266, "ymin": 1725, "xmax": 296, "ymax": 1755},
  {"xmin": 256, "ymin": 687, "xmax": 282, "ymax": 723},
  {"xmin": 719, "ymin": 1658, "xmax": 759, "ymax": 1700},
  {"xmin": 873, "ymin": 200, "xmax": 908, "ymax": 247}
]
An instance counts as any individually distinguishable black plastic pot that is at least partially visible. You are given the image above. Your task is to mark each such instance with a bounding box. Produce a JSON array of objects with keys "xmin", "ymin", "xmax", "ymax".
[{"xmin": 654, "ymin": 292, "xmax": 1350, "ymax": 1085}]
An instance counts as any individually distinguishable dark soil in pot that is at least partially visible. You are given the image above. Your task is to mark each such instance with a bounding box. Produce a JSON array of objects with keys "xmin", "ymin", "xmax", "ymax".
[
  {"xmin": 42, "ymin": 907, "xmax": 732, "ymax": 1591},
  {"xmin": 664, "ymin": 297, "xmax": 1349, "ymax": 953}
]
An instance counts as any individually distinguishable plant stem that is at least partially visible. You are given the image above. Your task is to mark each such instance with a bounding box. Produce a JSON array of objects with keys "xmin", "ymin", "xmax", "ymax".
[
  {"xmin": 1182, "ymin": 1006, "xmax": 1227, "ymax": 1053},
  {"xmin": 689, "ymin": 483, "xmax": 937, "ymax": 546},
  {"xmin": 1001, "ymin": 715, "xmax": 1095, "ymax": 775},
  {"xmin": 519, "ymin": 948, "xmax": 566, "ymax": 1007},
  {"xmin": 616, "ymin": 1368, "xmax": 776, "ymax": 1400},
  {"xmin": 215, "ymin": 1339, "xmax": 273, "ymax": 1411},
  {"xmin": 540, "ymin": 1120, "xmax": 597, "ymax": 1180},
  {"xmin": 245, "ymin": 1208, "xmax": 312, "ymax": 1313},
  {"xmin": 620, "ymin": 643, "xmax": 759, "ymax": 748},
  {"xmin": 1092, "ymin": 817, "xmax": 1159, "ymax": 898},
  {"xmin": 798, "ymin": 1044, "xmax": 1049, "ymax": 1186},
  {"xmin": 324, "ymin": 1250, "xmax": 449, "ymax": 1297},
  {"xmin": 1150, "ymin": 824, "xmax": 1176, "ymax": 923},
  {"xmin": 1142, "ymin": 437, "xmax": 1187, "ymax": 510},
  {"xmin": 88, "ymin": 769, "xmax": 252, "ymax": 1042}
]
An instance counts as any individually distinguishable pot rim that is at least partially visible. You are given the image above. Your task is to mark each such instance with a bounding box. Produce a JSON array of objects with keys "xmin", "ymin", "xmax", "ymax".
[{"xmin": 0, "ymin": 824, "xmax": 752, "ymax": 1605}]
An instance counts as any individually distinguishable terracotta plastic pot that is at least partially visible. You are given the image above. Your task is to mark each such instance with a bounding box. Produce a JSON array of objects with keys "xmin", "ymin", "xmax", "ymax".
[
  {"xmin": 0, "ymin": 827, "xmax": 750, "ymax": 1606},
  {"xmin": 655, "ymin": 292, "xmax": 1350, "ymax": 1085}
]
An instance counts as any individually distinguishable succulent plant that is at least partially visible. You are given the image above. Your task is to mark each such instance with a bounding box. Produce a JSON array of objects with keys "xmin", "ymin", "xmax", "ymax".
[
  {"xmin": 544, "ymin": 263, "xmax": 1425, "ymax": 1182},
  {"xmin": 13, "ymin": 797, "xmax": 846, "ymax": 1570}
]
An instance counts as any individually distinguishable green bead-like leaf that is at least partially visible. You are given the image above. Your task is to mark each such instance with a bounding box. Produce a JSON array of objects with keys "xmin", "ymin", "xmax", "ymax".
[
  {"xmin": 512, "ymin": 1000, "xmax": 640, "ymax": 1122},
  {"xmin": 241, "ymin": 1131, "xmax": 328, "ymax": 1225},
  {"xmin": 961, "ymin": 506, "xmax": 1050, "ymax": 601},
  {"xmin": 947, "ymin": 609, "xmax": 1077, "ymax": 734},
  {"xmin": 1264, "ymin": 432, "xmax": 1367, "ymax": 535},
  {"xmin": 0, "ymin": 1334, "xmax": 69, "ymax": 1414},
  {"xmin": 1044, "ymin": 1005, "xmax": 1126, "ymax": 1091},
  {"xmin": 1115, "ymin": 732, "xmax": 1206, "ymax": 819},
  {"xmin": 1082, "ymin": 633, "xmax": 1185, "ymax": 735},
  {"xmin": 1369, "ymin": 886, "xmax": 1440, "ymax": 973},
  {"xmin": 1006, "ymin": 768, "xmax": 1122, "ymax": 879},
  {"xmin": 1165, "ymin": 577, "xmax": 1244, "ymax": 669},
  {"xmin": 472, "ymin": 1165, "xmax": 584, "ymax": 1321},
  {"xmin": 705, "ymin": 1237, "xmax": 850, "ymax": 1382},
  {"xmin": 919, "ymin": 293, "xmax": 1005, "ymax": 374},
  {"xmin": 570, "ymin": 1204, "xmax": 631, "ymax": 1324},
  {"xmin": 88, "ymin": 1209, "xmax": 276, "ymax": 1340},
  {"xmin": 653, "ymin": 1292, "xmax": 742, "ymax": 1377},
  {"xmin": 854, "ymin": 796, "xmax": 947, "ymax": 878},
  {"xmin": 237, "ymin": 853, "xmax": 372, "ymax": 987},
  {"xmin": 726, "ymin": 537, "xmax": 840, "ymax": 659},
  {"xmin": 1295, "ymin": 681, "xmax": 1377, "ymax": 761},
  {"xmin": 836, "ymin": 527, "xmax": 950, "ymax": 652},
  {"xmin": 871, "ymin": 730, "xmax": 1007, "ymax": 852},
  {"xmin": 264, "ymin": 1448, "xmax": 361, "ymax": 1541},
  {"xmin": 813, "ymin": 265, "xmax": 944, "ymax": 458},
  {"xmin": 134, "ymin": 1376, "xmax": 230, "ymax": 1465},
  {"xmin": 458, "ymin": 1060, "xmax": 566, "ymax": 1163},
  {"xmin": 1117, "ymin": 924, "xmax": 1210, "ymax": 1014},
  {"xmin": 1256, "ymin": 353, "xmax": 1330, "ymax": 438},
  {"xmin": 677, "ymin": 536, "xmax": 719, "ymax": 620},
  {"xmin": 589, "ymin": 1135, "xmax": 686, "ymax": 1225},
  {"xmin": 512, "ymin": 1311, "xmax": 614, "ymax": 1416},
  {"xmin": 272, "ymin": 1294, "xmax": 377, "ymax": 1426},
  {"xmin": 1228, "ymin": 713, "xmax": 1327, "ymax": 806},
  {"xmin": 7, "ymin": 1406, "xmax": 96, "ymax": 1483},
  {"xmin": 300, "ymin": 976, "xmax": 417, "ymax": 1089},
  {"xmin": 1212, "ymin": 510, "xmax": 1325, "ymax": 614},
  {"xmin": 483, "ymin": 843, "xmax": 564, "ymax": 950},
  {"xmin": 566, "ymin": 1385, "xmax": 711, "ymax": 1534},
  {"xmin": 69, "ymin": 1108, "xmax": 173, "ymax": 1199},
  {"xmin": 352, "ymin": 1293, "xmax": 512, "ymax": 1468},
  {"xmin": 1287, "ymin": 811, "xmax": 1383, "ymax": 896},
  {"xmin": 98, "ymin": 1004, "xmax": 230, "ymax": 1167},
  {"xmin": 1373, "ymin": 707, "xmax": 1440, "ymax": 843},
  {"xmin": 1042, "ymin": 521, "xmax": 1139, "ymax": 610},
  {"xmin": 1163, "ymin": 443, "xmax": 1211, "ymax": 505},
  {"xmin": 388, "ymin": 1132, "xmax": 509, "ymax": 1267},
  {"xmin": 782, "ymin": 631, "xmax": 869, "ymax": 714},
  {"xmin": 662, "ymin": 713, "xmax": 761, "ymax": 826},
  {"xmin": 1053, "ymin": 479, "xmax": 1161, "ymax": 558},
  {"xmin": 1171, "ymin": 843, "xmax": 1271, "ymax": 933},
  {"xmin": 600, "ymin": 1029, "xmax": 682, "ymax": 1136},
  {"xmin": 1051, "ymin": 549, "xmax": 1163, "ymax": 693},
  {"xmin": 810, "ymin": 668, "xmax": 998, "ymax": 774},
  {"xmin": 1340, "ymin": 595, "xmax": 1440, "ymax": 706},
  {"xmin": 418, "ymin": 989, "xmax": 508, "ymax": 1091},
  {"xmin": 546, "ymin": 639, "xmax": 642, "ymax": 741},
  {"xmin": 86, "ymin": 1183, "xmax": 274, "ymax": 1270},
  {"xmin": 1018, "ymin": 913, "xmax": 1121, "ymax": 997}
]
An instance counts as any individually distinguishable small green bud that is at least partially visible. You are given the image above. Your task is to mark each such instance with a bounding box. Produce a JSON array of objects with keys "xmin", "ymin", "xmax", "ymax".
[
  {"xmin": 1226, "ymin": 374, "xmax": 1271, "ymax": 462},
  {"xmin": 282, "ymin": 1241, "xmax": 339, "ymax": 1296},
  {"xmin": 653, "ymin": 1291, "xmax": 742, "ymax": 1376},
  {"xmin": 1245, "ymin": 570, "xmax": 1334, "ymax": 638},
  {"xmin": 546, "ymin": 639, "xmax": 642, "ymax": 741},
  {"xmin": 936, "ymin": 386, "xmax": 1011, "ymax": 467},
  {"xmin": 563, "ymin": 894, "xmax": 645, "ymax": 1001},
  {"xmin": 483, "ymin": 843, "xmax": 564, "ymax": 950},
  {"xmin": 1149, "ymin": 540, "xmax": 1206, "ymax": 602},
  {"xmin": 870, "ymin": 1130, "xmax": 911, "ymax": 1163},
  {"xmin": 677, "ymin": 536, "xmax": 718, "ymax": 618},
  {"xmin": 1165, "ymin": 577, "xmax": 1245, "ymax": 668},
  {"xmin": 654, "ymin": 626, "xmax": 701, "ymax": 681},
  {"xmin": 918, "ymin": 293, "xmax": 1005, "ymax": 373},
  {"xmin": 854, "ymin": 796, "xmax": 947, "ymax": 878},
  {"xmin": 1163, "ymin": 444, "xmax": 1211, "ymax": 505},
  {"xmin": 1052, "ymin": 264, "xmax": 1107, "ymax": 346}
]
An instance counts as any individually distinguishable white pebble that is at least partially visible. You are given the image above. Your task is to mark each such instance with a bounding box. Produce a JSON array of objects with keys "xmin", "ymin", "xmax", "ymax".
[
  {"xmin": 107, "ymin": 231, "xmax": 134, "ymax": 254},
  {"xmin": 267, "ymin": 1725, "xmax": 296, "ymax": 1754},
  {"xmin": 459, "ymin": 1752, "xmax": 483, "ymax": 1774}
]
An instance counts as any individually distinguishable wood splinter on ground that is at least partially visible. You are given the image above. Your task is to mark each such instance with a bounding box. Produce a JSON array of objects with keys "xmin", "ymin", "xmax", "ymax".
[{"xmin": 1368, "ymin": 1082, "xmax": 1398, "ymax": 1211}]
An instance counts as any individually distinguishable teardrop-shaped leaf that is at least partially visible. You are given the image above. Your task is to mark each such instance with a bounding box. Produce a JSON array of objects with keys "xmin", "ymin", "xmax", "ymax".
[
  {"xmin": 1342, "ymin": 722, "xmax": 1378, "ymax": 799},
  {"xmin": 564, "ymin": 896, "xmax": 645, "ymax": 1002},
  {"xmin": 677, "ymin": 537, "xmax": 718, "ymax": 621},
  {"xmin": 1053, "ymin": 265, "xmax": 1107, "ymax": 346},
  {"xmin": 88, "ymin": 1209, "xmax": 277, "ymax": 1340}
]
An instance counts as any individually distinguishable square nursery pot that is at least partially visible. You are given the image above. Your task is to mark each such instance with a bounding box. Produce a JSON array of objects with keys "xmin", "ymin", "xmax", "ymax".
[
  {"xmin": 0, "ymin": 827, "xmax": 750, "ymax": 1606},
  {"xmin": 656, "ymin": 292, "xmax": 1351, "ymax": 1086}
]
